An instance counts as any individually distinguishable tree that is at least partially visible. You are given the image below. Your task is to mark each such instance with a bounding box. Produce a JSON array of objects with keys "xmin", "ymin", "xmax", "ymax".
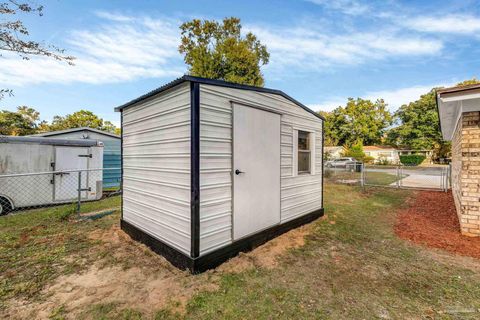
[
  {"xmin": 179, "ymin": 17, "xmax": 269, "ymax": 86},
  {"xmin": 1, "ymin": 1, "xmax": 74, "ymax": 99},
  {"xmin": 456, "ymin": 79, "xmax": 480, "ymax": 87},
  {"xmin": 319, "ymin": 111, "xmax": 337, "ymax": 146},
  {"xmin": 342, "ymin": 141, "xmax": 366, "ymax": 161},
  {"xmin": 0, "ymin": 106, "xmax": 41, "ymax": 135},
  {"xmin": 386, "ymin": 89, "xmax": 440, "ymax": 150},
  {"xmin": 386, "ymin": 78, "xmax": 480, "ymax": 159},
  {"xmin": 49, "ymin": 110, "xmax": 117, "ymax": 133},
  {"xmin": 0, "ymin": 107, "xmax": 119, "ymax": 135},
  {"xmin": 17, "ymin": 105, "xmax": 39, "ymax": 123},
  {"xmin": 322, "ymin": 98, "xmax": 392, "ymax": 146}
]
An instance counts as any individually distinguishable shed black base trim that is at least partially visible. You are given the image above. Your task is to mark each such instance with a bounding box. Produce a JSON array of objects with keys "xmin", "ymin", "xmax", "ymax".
[
  {"xmin": 120, "ymin": 219, "xmax": 193, "ymax": 270},
  {"xmin": 121, "ymin": 208, "xmax": 324, "ymax": 273}
]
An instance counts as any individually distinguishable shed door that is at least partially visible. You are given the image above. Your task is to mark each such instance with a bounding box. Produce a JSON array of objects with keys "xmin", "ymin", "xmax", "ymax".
[
  {"xmin": 54, "ymin": 147, "xmax": 89, "ymax": 201},
  {"xmin": 233, "ymin": 104, "xmax": 281, "ymax": 240}
]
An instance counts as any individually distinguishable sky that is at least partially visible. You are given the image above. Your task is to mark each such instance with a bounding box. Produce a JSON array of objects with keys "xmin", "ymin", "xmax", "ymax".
[{"xmin": 1, "ymin": 0, "xmax": 480, "ymax": 127}]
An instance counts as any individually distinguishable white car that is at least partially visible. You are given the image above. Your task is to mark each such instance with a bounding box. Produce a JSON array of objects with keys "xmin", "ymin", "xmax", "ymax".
[{"xmin": 325, "ymin": 157, "xmax": 357, "ymax": 168}]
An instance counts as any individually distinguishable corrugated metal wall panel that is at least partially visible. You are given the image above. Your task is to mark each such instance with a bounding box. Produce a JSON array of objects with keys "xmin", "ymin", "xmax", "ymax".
[
  {"xmin": 103, "ymin": 153, "xmax": 121, "ymax": 188},
  {"xmin": 122, "ymin": 83, "xmax": 191, "ymax": 255},
  {"xmin": 199, "ymin": 84, "xmax": 323, "ymax": 255}
]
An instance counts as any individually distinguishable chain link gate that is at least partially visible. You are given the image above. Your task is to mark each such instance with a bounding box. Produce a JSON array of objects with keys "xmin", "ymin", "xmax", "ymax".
[{"xmin": 362, "ymin": 164, "xmax": 450, "ymax": 192}]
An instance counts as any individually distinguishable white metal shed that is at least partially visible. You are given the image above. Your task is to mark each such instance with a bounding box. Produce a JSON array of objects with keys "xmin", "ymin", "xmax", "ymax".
[{"xmin": 115, "ymin": 76, "xmax": 325, "ymax": 272}]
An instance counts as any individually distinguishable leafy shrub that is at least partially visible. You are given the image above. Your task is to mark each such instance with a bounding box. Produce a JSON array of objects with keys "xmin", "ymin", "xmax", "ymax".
[
  {"xmin": 324, "ymin": 150, "xmax": 334, "ymax": 161},
  {"xmin": 377, "ymin": 158, "xmax": 391, "ymax": 165},
  {"xmin": 342, "ymin": 141, "xmax": 366, "ymax": 162},
  {"xmin": 399, "ymin": 154, "xmax": 425, "ymax": 166},
  {"xmin": 364, "ymin": 156, "xmax": 375, "ymax": 164}
]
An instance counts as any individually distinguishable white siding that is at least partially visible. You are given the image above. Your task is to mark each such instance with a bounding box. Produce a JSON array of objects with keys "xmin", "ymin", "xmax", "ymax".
[
  {"xmin": 122, "ymin": 83, "xmax": 191, "ymax": 255},
  {"xmin": 199, "ymin": 84, "xmax": 323, "ymax": 255}
]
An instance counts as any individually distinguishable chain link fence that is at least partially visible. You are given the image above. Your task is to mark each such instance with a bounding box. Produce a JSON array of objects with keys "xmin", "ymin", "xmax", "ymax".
[
  {"xmin": 324, "ymin": 162, "xmax": 363, "ymax": 185},
  {"xmin": 0, "ymin": 168, "xmax": 121, "ymax": 219},
  {"xmin": 363, "ymin": 164, "xmax": 450, "ymax": 191},
  {"xmin": 2, "ymin": 161, "xmax": 450, "ymax": 219},
  {"xmin": 325, "ymin": 163, "xmax": 450, "ymax": 191}
]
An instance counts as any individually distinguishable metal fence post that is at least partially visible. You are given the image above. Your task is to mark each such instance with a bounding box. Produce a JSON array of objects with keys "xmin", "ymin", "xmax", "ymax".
[
  {"xmin": 77, "ymin": 171, "xmax": 82, "ymax": 218},
  {"xmin": 396, "ymin": 166, "xmax": 400, "ymax": 189},
  {"xmin": 448, "ymin": 164, "xmax": 451, "ymax": 191},
  {"xmin": 445, "ymin": 166, "xmax": 448, "ymax": 192},
  {"xmin": 444, "ymin": 166, "xmax": 449, "ymax": 192},
  {"xmin": 360, "ymin": 163, "xmax": 365, "ymax": 189},
  {"xmin": 441, "ymin": 167, "xmax": 445, "ymax": 192}
]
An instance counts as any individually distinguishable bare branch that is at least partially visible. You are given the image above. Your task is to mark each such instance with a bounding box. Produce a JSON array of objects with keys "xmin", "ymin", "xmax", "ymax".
[
  {"xmin": 1, "ymin": 1, "xmax": 76, "ymax": 99},
  {"xmin": 0, "ymin": 89, "xmax": 13, "ymax": 99}
]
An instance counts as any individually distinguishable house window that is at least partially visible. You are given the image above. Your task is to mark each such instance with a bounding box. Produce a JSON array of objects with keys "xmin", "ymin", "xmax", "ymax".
[{"xmin": 298, "ymin": 131, "xmax": 311, "ymax": 174}]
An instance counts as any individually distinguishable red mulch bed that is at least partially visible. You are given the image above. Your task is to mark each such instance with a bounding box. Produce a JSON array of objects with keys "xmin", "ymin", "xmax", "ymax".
[{"xmin": 395, "ymin": 191, "xmax": 480, "ymax": 259}]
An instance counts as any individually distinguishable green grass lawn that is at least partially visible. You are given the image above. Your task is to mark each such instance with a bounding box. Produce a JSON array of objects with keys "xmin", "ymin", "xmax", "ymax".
[
  {"xmin": 364, "ymin": 171, "xmax": 407, "ymax": 185},
  {"xmin": 2, "ymin": 186, "xmax": 480, "ymax": 319},
  {"xmin": 182, "ymin": 185, "xmax": 480, "ymax": 319},
  {"xmin": 327, "ymin": 170, "xmax": 404, "ymax": 185}
]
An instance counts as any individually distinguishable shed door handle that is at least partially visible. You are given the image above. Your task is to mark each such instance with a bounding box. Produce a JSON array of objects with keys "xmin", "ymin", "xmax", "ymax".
[{"xmin": 235, "ymin": 169, "xmax": 245, "ymax": 175}]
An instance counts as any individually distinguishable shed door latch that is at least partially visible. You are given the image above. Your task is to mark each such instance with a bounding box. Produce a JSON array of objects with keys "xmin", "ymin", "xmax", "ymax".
[{"xmin": 78, "ymin": 154, "xmax": 93, "ymax": 158}]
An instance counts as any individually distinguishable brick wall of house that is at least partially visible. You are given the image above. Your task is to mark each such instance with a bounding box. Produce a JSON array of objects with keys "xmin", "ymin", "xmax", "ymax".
[
  {"xmin": 452, "ymin": 111, "xmax": 480, "ymax": 236},
  {"xmin": 451, "ymin": 114, "xmax": 463, "ymax": 225}
]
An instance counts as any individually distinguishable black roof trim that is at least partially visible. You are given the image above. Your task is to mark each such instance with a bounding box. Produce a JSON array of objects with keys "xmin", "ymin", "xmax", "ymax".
[{"xmin": 114, "ymin": 75, "xmax": 324, "ymax": 121}]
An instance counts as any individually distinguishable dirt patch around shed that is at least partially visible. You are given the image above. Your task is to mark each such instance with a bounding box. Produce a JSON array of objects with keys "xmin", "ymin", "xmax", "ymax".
[
  {"xmin": 395, "ymin": 190, "xmax": 480, "ymax": 260},
  {"xmin": 2, "ymin": 218, "xmax": 315, "ymax": 319},
  {"xmin": 4, "ymin": 224, "xmax": 218, "ymax": 320},
  {"xmin": 215, "ymin": 221, "xmax": 315, "ymax": 273}
]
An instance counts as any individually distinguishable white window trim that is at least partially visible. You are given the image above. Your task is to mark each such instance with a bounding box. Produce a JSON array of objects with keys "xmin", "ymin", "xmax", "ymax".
[
  {"xmin": 292, "ymin": 129, "xmax": 298, "ymax": 176},
  {"xmin": 292, "ymin": 129, "xmax": 315, "ymax": 176}
]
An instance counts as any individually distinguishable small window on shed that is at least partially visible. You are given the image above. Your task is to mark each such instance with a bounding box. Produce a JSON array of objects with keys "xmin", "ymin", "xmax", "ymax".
[{"xmin": 298, "ymin": 131, "xmax": 311, "ymax": 174}]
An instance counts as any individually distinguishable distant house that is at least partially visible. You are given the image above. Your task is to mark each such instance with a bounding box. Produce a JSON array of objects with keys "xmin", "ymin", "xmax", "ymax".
[
  {"xmin": 325, "ymin": 145, "xmax": 399, "ymax": 163},
  {"xmin": 33, "ymin": 127, "xmax": 121, "ymax": 188},
  {"xmin": 325, "ymin": 145, "xmax": 432, "ymax": 164},
  {"xmin": 324, "ymin": 146, "xmax": 345, "ymax": 159},
  {"xmin": 364, "ymin": 146, "xmax": 399, "ymax": 164}
]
